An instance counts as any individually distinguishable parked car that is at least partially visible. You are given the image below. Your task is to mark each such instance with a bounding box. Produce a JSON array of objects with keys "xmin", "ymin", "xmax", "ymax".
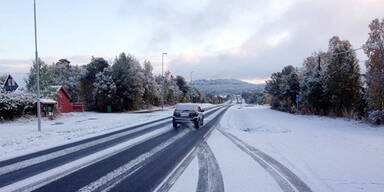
[{"xmin": 172, "ymin": 103, "xmax": 204, "ymax": 129}]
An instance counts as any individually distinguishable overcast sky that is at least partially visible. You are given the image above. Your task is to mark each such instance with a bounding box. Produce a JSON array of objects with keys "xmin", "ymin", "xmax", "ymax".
[{"xmin": 1, "ymin": 0, "xmax": 383, "ymax": 84}]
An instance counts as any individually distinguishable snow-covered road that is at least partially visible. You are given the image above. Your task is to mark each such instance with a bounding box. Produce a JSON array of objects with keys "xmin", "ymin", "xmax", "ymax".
[
  {"xmin": 171, "ymin": 104, "xmax": 384, "ymax": 192},
  {"xmin": 0, "ymin": 104, "xmax": 214, "ymax": 160},
  {"xmin": 0, "ymin": 104, "xmax": 224, "ymax": 192},
  {"xmin": 1, "ymin": 103, "xmax": 383, "ymax": 192}
]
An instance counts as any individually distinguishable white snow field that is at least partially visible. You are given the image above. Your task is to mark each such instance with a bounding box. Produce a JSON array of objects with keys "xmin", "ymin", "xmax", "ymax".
[
  {"xmin": 169, "ymin": 104, "xmax": 384, "ymax": 192},
  {"xmin": 214, "ymin": 105, "xmax": 384, "ymax": 192},
  {"xmin": 0, "ymin": 103, "xmax": 214, "ymax": 160}
]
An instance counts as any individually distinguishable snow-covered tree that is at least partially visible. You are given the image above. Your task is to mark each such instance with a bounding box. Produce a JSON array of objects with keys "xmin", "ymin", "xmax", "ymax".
[
  {"xmin": 265, "ymin": 72, "xmax": 284, "ymax": 109},
  {"xmin": 156, "ymin": 71, "xmax": 182, "ymax": 105},
  {"xmin": 188, "ymin": 87, "xmax": 203, "ymax": 103},
  {"xmin": 48, "ymin": 59, "xmax": 83, "ymax": 102},
  {"xmin": 93, "ymin": 67, "xmax": 117, "ymax": 111},
  {"xmin": 299, "ymin": 52, "xmax": 329, "ymax": 114},
  {"xmin": 363, "ymin": 18, "xmax": 384, "ymax": 116},
  {"xmin": 26, "ymin": 58, "xmax": 51, "ymax": 93},
  {"xmin": 143, "ymin": 61, "xmax": 160, "ymax": 106},
  {"xmin": 265, "ymin": 65, "xmax": 299, "ymax": 112},
  {"xmin": 80, "ymin": 57, "xmax": 109, "ymax": 109},
  {"xmin": 325, "ymin": 36, "xmax": 362, "ymax": 115},
  {"xmin": 112, "ymin": 53, "xmax": 145, "ymax": 110}
]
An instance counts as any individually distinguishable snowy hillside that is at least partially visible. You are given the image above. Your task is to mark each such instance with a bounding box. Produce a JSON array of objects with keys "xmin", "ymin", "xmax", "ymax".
[{"xmin": 189, "ymin": 79, "xmax": 264, "ymax": 95}]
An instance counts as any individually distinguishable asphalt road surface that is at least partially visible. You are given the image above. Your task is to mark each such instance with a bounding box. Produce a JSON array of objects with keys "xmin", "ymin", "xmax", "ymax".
[
  {"xmin": 0, "ymin": 105, "xmax": 228, "ymax": 192},
  {"xmin": 0, "ymin": 103, "xmax": 314, "ymax": 192}
]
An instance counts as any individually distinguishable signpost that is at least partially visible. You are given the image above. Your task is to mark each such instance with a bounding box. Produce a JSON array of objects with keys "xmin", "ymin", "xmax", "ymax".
[{"xmin": 296, "ymin": 94, "xmax": 300, "ymax": 112}]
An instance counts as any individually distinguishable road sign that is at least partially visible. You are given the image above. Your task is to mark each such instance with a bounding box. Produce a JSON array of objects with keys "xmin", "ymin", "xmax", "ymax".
[{"xmin": 296, "ymin": 95, "xmax": 300, "ymax": 102}]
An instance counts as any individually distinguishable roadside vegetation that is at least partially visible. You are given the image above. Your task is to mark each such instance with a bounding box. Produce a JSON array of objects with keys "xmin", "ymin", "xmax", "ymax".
[
  {"xmin": 265, "ymin": 18, "xmax": 384, "ymax": 124},
  {"xmin": 0, "ymin": 53, "xmax": 225, "ymax": 121}
]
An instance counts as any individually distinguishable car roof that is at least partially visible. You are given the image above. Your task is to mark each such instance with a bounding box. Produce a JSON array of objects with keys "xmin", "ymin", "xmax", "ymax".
[{"xmin": 175, "ymin": 103, "xmax": 200, "ymax": 110}]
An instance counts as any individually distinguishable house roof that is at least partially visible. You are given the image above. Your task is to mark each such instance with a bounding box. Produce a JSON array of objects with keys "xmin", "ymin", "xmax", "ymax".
[
  {"xmin": 49, "ymin": 85, "xmax": 71, "ymax": 99},
  {"xmin": 38, "ymin": 98, "xmax": 57, "ymax": 104},
  {"xmin": 1, "ymin": 74, "xmax": 19, "ymax": 91}
]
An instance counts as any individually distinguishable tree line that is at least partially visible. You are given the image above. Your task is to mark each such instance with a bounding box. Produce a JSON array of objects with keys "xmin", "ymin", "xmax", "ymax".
[
  {"xmin": 24, "ymin": 52, "xmax": 216, "ymax": 113},
  {"xmin": 265, "ymin": 18, "xmax": 384, "ymax": 124}
]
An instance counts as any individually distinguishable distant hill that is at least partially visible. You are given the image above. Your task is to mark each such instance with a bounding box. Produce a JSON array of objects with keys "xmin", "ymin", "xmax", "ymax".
[{"xmin": 189, "ymin": 79, "xmax": 265, "ymax": 95}]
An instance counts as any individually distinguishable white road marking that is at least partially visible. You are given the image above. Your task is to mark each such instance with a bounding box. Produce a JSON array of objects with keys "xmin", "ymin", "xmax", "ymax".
[
  {"xmin": 0, "ymin": 125, "xmax": 174, "ymax": 192},
  {"xmin": 78, "ymin": 129, "xmax": 190, "ymax": 192},
  {"xmin": 0, "ymin": 119, "xmax": 170, "ymax": 176}
]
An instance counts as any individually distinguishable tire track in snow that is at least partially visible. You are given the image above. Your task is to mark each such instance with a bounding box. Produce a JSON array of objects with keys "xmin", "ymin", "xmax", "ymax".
[
  {"xmin": 154, "ymin": 106, "xmax": 230, "ymax": 192},
  {"xmin": 154, "ymin": 146, "xmax": 198, "ymax": 192},
  {"xmin": 218, "ymin": 129, "xmax": 312, "ymax": 192},
  {"xmin": 196, "ymin": 142, "xmax": 224, "ymax": 192}
]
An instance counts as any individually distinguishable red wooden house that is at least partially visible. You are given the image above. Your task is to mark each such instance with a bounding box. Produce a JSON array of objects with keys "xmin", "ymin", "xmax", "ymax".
[{"xmin": 50, "ymin": 86, "xmax": 73, "ymax": 113}]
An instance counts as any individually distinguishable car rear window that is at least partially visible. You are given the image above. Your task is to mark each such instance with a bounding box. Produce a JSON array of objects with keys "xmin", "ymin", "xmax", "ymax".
[{"xmin": 176, "ymin": 104, "xmax": 195, "ymax": 111}]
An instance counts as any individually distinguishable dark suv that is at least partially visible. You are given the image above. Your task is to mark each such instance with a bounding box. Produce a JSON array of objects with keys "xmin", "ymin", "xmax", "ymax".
[{"xmin": 172, "ymin": 103, "xmax": 204, "ymax": 129}]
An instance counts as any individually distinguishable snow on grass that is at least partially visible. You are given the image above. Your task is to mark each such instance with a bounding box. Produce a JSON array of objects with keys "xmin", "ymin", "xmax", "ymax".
[{"xmin": 219, "ymin": 104, "xmax": 384, "ymax": 192}]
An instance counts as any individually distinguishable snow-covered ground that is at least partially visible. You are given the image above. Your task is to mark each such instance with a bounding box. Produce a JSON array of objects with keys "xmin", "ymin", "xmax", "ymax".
[
  {"xmin": 0, "ymin": 103, "xmax": 214, "ymax": 161},
  {"xmin": 171, "ymin": 104, "xmax": 384, "ymax": 192}
]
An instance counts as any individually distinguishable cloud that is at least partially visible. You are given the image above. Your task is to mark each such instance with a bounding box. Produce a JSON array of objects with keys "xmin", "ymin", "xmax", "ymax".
[
  {"xmin": 0, "ymin": 59, "xmax": 32, "ymax": 73},
  {"xmin": 118, "ymin": 0, "xmax": 275, "ymax": 52},
  {"xmin": 2, "ymin": 0, "xmax": 383, "ymax": 81},
  {"xmin": 168, "ymin": 0, "xmax": 384, "ymax": 80}
]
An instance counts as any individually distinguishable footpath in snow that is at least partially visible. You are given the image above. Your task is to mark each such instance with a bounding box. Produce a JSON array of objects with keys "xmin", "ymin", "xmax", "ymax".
[{"xmin": 171, "ymin": 104, "xmax": 384, "ymax": 192}]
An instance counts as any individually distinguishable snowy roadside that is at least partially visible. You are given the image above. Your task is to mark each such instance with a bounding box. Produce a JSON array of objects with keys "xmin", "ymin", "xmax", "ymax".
[
  {"xmin": 217, "ymin": 104, "xmax": 384, "ymax": 192},
  {"xmin": 0, "ymin": 103, "xmax": 214, "ymax": 161}
]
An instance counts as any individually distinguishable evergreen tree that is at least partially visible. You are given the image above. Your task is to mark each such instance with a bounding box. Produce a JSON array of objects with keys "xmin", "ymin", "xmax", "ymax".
[
  {"xmin": 80, "ymin": 57, "xmax": 109, "ymax": 109},
  {"xmin": 176, "ymin": 75, "xmax": 189, "ymax": 102},
  {"xmin": 93, "ymin": 67, "xmax": 117, "ymax": 111},
  {"xmin": 325, "ymin": 36, "xmax": 362, "ymax": 115},
  {"xmin": 111, "ymin": 53, "xmax": 144, "ymax": 110},
  {"xmin": 26, "ymin": 58, "xmax": 51, "ymax": 93},
  {"xmin": 265, "ymin": 72, "xmax": 283, "ymax": 109},
  {"xmin": 300, "ymin": 52, "xmax": 329, "ymax": 114},
  {"xmin": 281, "ymin": 65, "xmax": 300, "ymax": 111}
]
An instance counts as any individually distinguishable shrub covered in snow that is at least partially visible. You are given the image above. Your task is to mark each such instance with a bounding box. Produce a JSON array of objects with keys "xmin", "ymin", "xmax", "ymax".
[
  {"xmin": 0, "ymin": 90, "xmax": 36, "ymax": 120},
  {"xmin": 368, "ymin": 110, "xmax": 384, "ymax": 125}
]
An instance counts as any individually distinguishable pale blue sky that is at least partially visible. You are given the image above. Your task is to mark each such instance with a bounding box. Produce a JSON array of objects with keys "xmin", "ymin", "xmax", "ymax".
[{"xmin": 1, "ymin": 0, "xmax": 384, "ymax": 83}]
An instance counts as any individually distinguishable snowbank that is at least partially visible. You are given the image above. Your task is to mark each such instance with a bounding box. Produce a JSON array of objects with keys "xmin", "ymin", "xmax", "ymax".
[{"xmin": 219, "ymin": 104, "xmax": 384, "ymax": 192}]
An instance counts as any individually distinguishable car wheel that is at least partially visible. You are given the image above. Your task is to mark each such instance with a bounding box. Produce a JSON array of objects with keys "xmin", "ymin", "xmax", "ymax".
[
  {"xmin": 173, "ymin": 121, "xmax": 178, "ymax": 128},
  {"xmin": 194, "ymin": 120, "xmax": 200, "ymax": 129}
]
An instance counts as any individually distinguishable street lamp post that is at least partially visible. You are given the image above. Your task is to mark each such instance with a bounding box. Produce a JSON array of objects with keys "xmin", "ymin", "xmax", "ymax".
[
  {"xmin": 34, "ymin": 0, "xmax": 41, "ymax": 132},
  {"xmin": 161, "ymin": 53, "xmax": 167, "ymax": 111},
  {"xmin": 190, "ymin": 71, "xmax": 194, "ymax": 83}
]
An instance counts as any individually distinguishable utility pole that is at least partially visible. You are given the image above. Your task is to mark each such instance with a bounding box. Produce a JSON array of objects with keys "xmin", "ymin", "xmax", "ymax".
[
  {"xmin": 34, "ymin": 0, "xmax": 41, "ymax": 132},
  {"xmin": 161, "ymin": 53, "xmax": 167, "ymax": 111}
]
